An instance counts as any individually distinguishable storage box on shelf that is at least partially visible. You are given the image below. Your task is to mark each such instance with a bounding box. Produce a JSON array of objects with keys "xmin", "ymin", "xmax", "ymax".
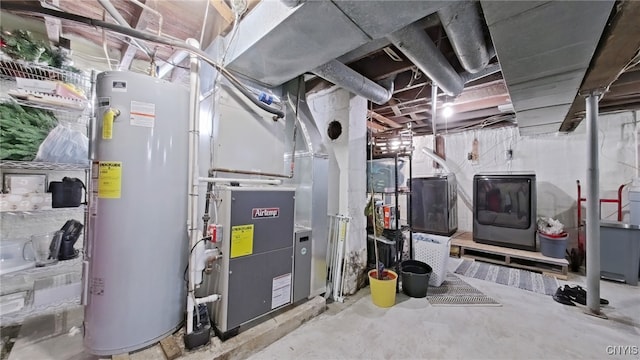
[{"xmin": 0, "ymin": 60, "xmax": 90, "ymax": 126}]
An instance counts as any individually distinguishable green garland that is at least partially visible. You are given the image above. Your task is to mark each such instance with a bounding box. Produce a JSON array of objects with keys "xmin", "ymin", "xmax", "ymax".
[
  {"xmin": 1, "ymin": 29, "xmax": 80, "ymax": 72},
  {"xmin": 0, "ymin": 103, "xmax": 58, "ymax": 161}
]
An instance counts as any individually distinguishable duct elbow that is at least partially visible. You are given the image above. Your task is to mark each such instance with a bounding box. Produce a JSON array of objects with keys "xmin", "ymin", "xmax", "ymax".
[
  {"xmin": 438, "ymin": 2, "xmax": 490, "ymax": 74},
  {"xmin": 387, "ymin": 24, "xmax": 464, "ymax": 96}
]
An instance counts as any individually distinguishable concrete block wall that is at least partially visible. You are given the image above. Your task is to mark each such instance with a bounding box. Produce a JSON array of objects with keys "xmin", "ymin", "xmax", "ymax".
[
  {"xmin": 412, "ymin": 111, "xmax": 639, "ymax": 249},
  {"xmin": 308, "ymin": 88, "xmax": 368, "ymax": 295}
]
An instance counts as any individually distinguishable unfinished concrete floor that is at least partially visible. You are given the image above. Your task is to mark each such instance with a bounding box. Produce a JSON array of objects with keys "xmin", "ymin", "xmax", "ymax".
[
  {"xmin": 4, "ymin": 258, "xmax": 639, "ymax": 360},
  {"xmin": 250, "ymin": 259, "xmax": 640, "ymax": 360}
]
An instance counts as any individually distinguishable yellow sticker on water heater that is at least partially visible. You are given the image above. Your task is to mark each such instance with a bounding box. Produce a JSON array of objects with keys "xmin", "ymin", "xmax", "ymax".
[
  {"xmin": 98, "ymin": 161, "xmax": 122, "ymax": 199},
  {"xmin": 230, "ymin": 224, "xmax": 254, "ymax": 258}
]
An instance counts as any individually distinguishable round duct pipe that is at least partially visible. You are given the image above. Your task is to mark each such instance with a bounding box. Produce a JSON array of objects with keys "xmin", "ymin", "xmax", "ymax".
[
  {"xmin": 312, "ymin": 59, "xmax": 394, "ymax": 105},
  {"xmin": 438, "ymin": 2, "xmax": 490, "ymax": 74},
  {"xmin": 387, "ymin": 23, "xmax": 464, "ymax": 96}
]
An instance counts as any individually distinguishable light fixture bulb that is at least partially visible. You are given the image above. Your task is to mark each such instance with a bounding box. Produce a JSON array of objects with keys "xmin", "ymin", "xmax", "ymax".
[{"xmin": 442, "ymin": 103, "xmax": 454, "ymax": 118}]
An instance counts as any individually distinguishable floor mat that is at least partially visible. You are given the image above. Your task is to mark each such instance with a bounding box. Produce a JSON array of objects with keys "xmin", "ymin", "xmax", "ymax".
[
  {"xmin": 426, "ymin": 273, "xmax": 501, "ymax": 307},
  {"xmin": 454, "ymin": 259, "xmax": 559, "ymax": 296}
]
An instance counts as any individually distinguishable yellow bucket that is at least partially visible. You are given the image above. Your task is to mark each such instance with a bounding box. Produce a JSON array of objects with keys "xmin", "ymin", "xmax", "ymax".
[{"xmin": 368, "ymin": 269, "xmax": 398, "ymax": 308}]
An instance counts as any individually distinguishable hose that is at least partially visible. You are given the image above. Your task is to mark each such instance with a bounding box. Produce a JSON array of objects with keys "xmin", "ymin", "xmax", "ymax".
[{"xmin": 1, "ymin": 2, "xmax": 285, "ymax": 119}]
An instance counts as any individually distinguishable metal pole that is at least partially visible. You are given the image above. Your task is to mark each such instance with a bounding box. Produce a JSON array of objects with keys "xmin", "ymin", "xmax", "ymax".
[
  {"xmin": 585, "ymin": 92, "xmax": 601, "ymax": 315},
  {"xmin": 635, "ymin": 110, "xmax": 639, "ymax": 179},
  {"xmin": 431, "ymin": 83, "xmax": 438, "ymax": 136}
]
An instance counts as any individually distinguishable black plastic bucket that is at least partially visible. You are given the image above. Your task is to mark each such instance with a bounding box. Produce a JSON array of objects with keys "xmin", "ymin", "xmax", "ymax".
[{"xmin": 400, "ymin": 260, "xmax": 432, "ymax": 298}]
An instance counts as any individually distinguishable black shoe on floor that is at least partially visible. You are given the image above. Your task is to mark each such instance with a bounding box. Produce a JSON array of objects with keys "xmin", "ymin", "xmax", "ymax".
[
  {"xmin": 564, "ymin": 285, "xmax": 609, "ymax": 306},
  {"xmin": 553, "ymin": 287, "xmax": 576, "ymax": 306}
]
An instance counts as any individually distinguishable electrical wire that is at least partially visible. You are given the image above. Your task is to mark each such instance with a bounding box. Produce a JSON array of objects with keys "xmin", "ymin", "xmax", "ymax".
[{"xmin": 598, "ymin": 126, "xmax": 640, "ymax": 174}]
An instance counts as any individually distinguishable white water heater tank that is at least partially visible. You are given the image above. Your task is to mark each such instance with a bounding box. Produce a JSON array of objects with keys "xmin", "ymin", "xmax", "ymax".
[{"xmin": 84, "ymin": 71, "xmax": 189, "ymax": 355}]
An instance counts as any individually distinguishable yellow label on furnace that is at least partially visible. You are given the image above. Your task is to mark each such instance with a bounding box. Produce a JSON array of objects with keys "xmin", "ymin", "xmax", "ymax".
[
  {"xmin": 230, "ymin": 224, "xmax": 254, "ymax": 258},
  {"xmin": 98, "ymin": 161, "xmax": 122, "ymax": 199}
]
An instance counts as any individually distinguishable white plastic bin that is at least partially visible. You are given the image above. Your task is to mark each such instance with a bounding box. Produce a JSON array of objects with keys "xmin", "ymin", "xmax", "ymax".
[{"xmin": 412, "ymin": 233, "xmax": 451, "ymax": 287}]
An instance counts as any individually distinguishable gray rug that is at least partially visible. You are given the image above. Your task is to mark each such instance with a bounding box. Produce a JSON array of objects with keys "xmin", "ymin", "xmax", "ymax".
[
  {"xmin": 426, "ymin": 273, "xmax": 501, "ymax": 307},
  {"xmin": 454, "ymin": 259, "xmax": 559, "ymax": 296}
]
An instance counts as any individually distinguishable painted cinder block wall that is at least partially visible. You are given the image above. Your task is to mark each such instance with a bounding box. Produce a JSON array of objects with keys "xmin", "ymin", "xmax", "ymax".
[
  {"xmin": 308, "ymin": 88, "xmax": 368, "ymax": 295},
  {"xmin": 412, "ymin": 111, "xmax": 639, "ymax": 250}
]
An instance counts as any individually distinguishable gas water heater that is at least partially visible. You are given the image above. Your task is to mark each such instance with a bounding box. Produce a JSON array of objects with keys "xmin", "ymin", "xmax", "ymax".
[{"xmin": 84, "ymin": 71, "xmax": 189, "ymax": 355}]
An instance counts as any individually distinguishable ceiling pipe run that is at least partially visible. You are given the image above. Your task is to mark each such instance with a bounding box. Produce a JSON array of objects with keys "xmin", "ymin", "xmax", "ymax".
[
  {"xmin": 157, "ymin": 50, "xmax": 189, "ymax": 79},
  {"xmin": 437, "ymin": 1, "xmax": 490, "ymax": 74},
  {"xmin": 312, "ymin": 59, "xmax": 394, "ymax": 105},
  {"xmin": 387, "ymin": 23, "xmax": 464, "ymax": 96},
  {"xmin": 96, "ymin": 0, "xmax": 153, "ymax": 62}
]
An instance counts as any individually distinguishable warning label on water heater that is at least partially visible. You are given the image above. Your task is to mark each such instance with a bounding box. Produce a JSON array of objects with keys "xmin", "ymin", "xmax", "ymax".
[
  {"xmin": 130, "ymin": 101, "xmax": 156, "ymax": 128},
  {"xmin": 271, "ymin": 273, "xmax": 291, "ymax": 309},
  {"xmin": 98, "ymin": 161, "xmax": 122, "ymax": 199}
]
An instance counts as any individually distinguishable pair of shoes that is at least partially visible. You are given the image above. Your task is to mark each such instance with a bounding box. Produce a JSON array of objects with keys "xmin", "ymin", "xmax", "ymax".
[
  {"xmin": 553, "ymin": 286, "xmax": 575, "ymax": 306},
  {"xmin": 562, "ymin": 285, "xmax": 609, "ymax": 306}
]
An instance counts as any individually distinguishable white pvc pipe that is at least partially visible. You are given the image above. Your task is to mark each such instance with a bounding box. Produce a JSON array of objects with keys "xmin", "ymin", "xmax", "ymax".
[
  {"xmin": 585, "ymin": 92, "xmax": 601, "ymax": 315},
  {"xmin": 195, "ymin": 294, "xmax": 221, "ymax": 305},
  {"xmin": 198, "ymin": 177, "xmax": 282, "ymax": 185},
  {"xmin": 186, "ymin": 38, "xmax": 201, "ymax": 335}
]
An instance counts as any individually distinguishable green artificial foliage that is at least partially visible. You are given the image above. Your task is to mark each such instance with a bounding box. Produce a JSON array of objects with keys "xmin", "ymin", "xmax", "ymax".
[
  {"xmin": 0, "ymin": 103, "xmax": 58, "ymax": 160},
  {"xmin": 1, "ymin": 30, "xmax": 49, "ymax": 63},
  {"xmin": 0, "ymin": 29, "xmax": 80, "ymax": 72}
]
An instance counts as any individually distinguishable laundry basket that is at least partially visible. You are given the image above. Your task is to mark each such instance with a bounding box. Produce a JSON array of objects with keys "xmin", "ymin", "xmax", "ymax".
[{"xmin": 412, "ymin": 233, "xmax": 451, "ymax": 287}]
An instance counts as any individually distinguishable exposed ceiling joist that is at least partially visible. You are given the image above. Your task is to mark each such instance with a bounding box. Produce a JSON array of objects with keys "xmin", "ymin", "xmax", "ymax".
[
  {"xmin": 43, "ymin": 0, "xmax": 61, "ymax": 43},
  {"xmin": 560, "ymin": 1, "xmax": 640, "ymax": 132},
  {"xmin": 352, "ymin": 53, "xmax": 414, "ymax": 81},
  {"xmin": 368, "ymin": 110, "xmax": 402, "ymax": 128},
  {"xmin": 367, "ymin": 121, "xmax": 387, "ymax": 132},
  {"xmin": 209, "ymin": 0, "xmax": 234, "ymax": 26},
  {"xmin": 118, "ymin": 0, "xmax": 153, "ymax": 70}
]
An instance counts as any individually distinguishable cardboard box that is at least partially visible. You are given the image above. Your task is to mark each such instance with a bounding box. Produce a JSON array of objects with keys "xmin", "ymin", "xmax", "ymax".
[
  {"xmin": 15, "ymin": 77, "xmax": 57, "ymax": 94},
  {"xmin": 3, "ymin": 174, "xmax": 47, "ymax": 194},
  {"xmin": 382, "ymin": 205, "xmax": 397, "ymax": 230},
  {"xmin": 0, "ymin": 193, "xmax": 52, "ymax": 212}
]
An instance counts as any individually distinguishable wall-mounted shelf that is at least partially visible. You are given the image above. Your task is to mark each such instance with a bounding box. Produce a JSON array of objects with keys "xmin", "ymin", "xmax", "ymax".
[
  {"xmin": 0, "ymin": 61, "xmax": 90, "ymax": 92},
  {"xmin": 0, "ymin": 205, "xmax": 86, "ymax": 216},
  {"xmin": 0, "ymin": 160, "xmax": 89, "ymax": 171}
]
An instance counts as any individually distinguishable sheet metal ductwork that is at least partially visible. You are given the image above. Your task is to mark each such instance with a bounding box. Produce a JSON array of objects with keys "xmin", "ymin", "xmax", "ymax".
[
  {"xmin": 387, "ymin": 23, "xmax": 464, "ymax": 96},
  {"xmin": 481, "ymin": 1, "xmax": 615, "ymax": 135},
  {"xmin": 438, "ymin": 1, "xmax": 490, "ymax": 74},
  {"xmin": 312, "ymin": 60, "xmax": 393, "ymax": 105}
]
